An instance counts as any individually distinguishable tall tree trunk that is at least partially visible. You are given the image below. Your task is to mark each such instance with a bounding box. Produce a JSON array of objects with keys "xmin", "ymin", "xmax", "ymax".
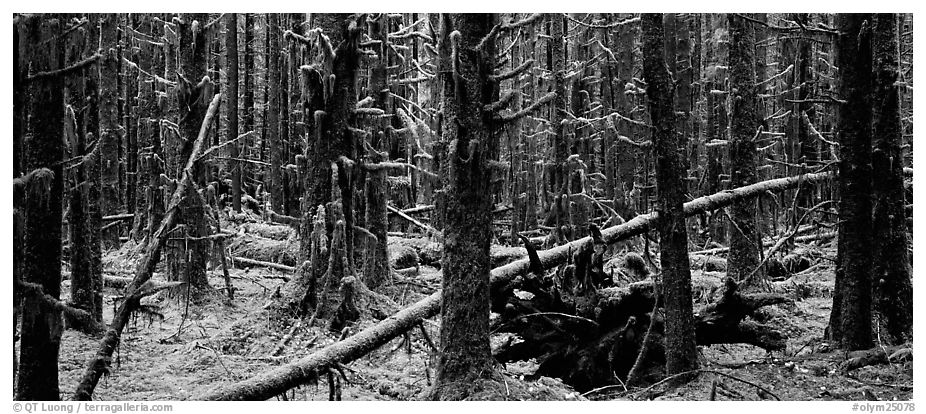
[
  {"xmin": 870, "ymin": 13, "xmax": 912, "ymax": 345},
  {"xmin": 431, "ymin": 13, "xmax": 499, "ymax": 400},
  {"xmin": 170, "ymin": 13, "xmax": 212, "ymax": 294},
  {"xmin": 828, "ymin": 13, "xmax": 874, "ymax": 351},
  {"xmin": 726, "ymin": 14, "xmax": 763, "ymax": 288},
  {"xmin": 226, "ymin": 13, "xmax": 241, "ymax": 212},
  {"xmin": 69, "ymin": 15, "xmax": 103, "ymax": 326},
  {"xmin": 17, "ymin": 14, "xmax": 64, "ymax": 401},
  {"xmin": 267, "ymin": 14, "xmax": 285, "ymax": 213},
  {"xmin": 13, "ymin": 16, "xmax": 23, "ymax": 385},
  {"xmin": 362, "ymin": 14, "xmax": 392, "ymax": 290},
  {"xmin": 123, "ymin": 16, "xmax": 138, "ymax": 231},
  {"xmin": 304, "ymin": 13, "xmax": 361, "ymax": 265},
  {"xmin": 242, "ymin": 13, "xmax": 255, "ymax": 197},
  {"xmin": 640, "ymin": 13, "xmax": 698, "ymax": 379},
  {"xmin": 100, "ymin": 14, "xmax": 122, "ymax": 246},
  {"xmin": 548, "ymin": 13, "xmax": 568, "ymax": 239}
]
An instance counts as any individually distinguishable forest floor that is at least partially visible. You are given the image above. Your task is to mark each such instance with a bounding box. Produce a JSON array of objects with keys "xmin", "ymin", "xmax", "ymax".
[{"xmin": 49, "ymin": 217, "xmax": 912, "ymax": 401}]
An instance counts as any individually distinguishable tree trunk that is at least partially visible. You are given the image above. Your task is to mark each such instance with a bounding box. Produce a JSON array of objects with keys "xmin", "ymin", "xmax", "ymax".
[
  {"xmin": 548, "ymin": 14, "xmax": 568, "ymax": 238},
  {"xmin": 68, "ymin": 16, "xmax": 103, "ymax": 326},
  {"xmin": 828, "ymin": 13, "xmax": 874, "ymax": 351},
  {"xmin": 227, "ymin": 13, "xmax": 242, "ymax": 213},
  {"xmin": 726, "ymin": 14, "xmax": 763, "ymax": 288},
  {"xmin": 362, "ymin": 14, "xmax": 392, "ymax": 290},
  {"xmin": 640, "ymin": 13, "xmax": 698, "ymax": 379},
  {"xmin": 304, "ymin": 13, "xmax": 361, "ymax": 265},
  {"xmin": 431, "ymin": 13, "xmax": 499, "ymax": 400},
  {"xmin": 99, "ymin": 14, "xmax": 121, "ymax": 247},
  {"xmin": 242, "ymin": 13, "xmax": 255, "ymax": 197},
  {"xmin": 170, "ymin": 13, "xmax": 212, "ymax": 295},
  {"xmin": 870, "ymin": 13, "xmax": 912, "ymax": 345},
  {"xmin": 17, "ymin": 14, "xmax": 64, "ymax": 401},
  {"xmin": 266, "ymin": 14, "xmax": 285, "ymax": 214}
]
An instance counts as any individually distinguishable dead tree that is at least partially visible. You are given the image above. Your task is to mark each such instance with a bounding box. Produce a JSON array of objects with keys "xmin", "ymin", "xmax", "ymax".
[
  {"xmin": 641, "ymin": 13, "xmax": 698, "ymax": 380},
  {"xmin": 828, "ymin": 13, "xmax": 874, "ymax": 351},
  {"xmin": 17, "ymin": 14, "xmax": 65, "ymax": 401},
  {"xmin": 870, "ymin": 13, "xmax": 912, "ymax": 345}
]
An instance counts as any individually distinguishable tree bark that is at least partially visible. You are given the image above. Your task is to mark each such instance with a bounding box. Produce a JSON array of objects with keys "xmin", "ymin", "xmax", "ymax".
[
  {"xmin": 169, "ymin": 13, "xmax": 212, "ymax": 295},
  {"xmin": 227, "ymin": 13, "xmax": 242, "ymax": 213},
  {"xmin": 641, "ymin": 13, "xmax": 698, "ymax": 379},
  {"xmin": 267, "ymin": 14, "xmax": 285, "ymax": 213},
  {"xmin": 362, "ymin": 14, "xmax": 392, "ymax": 290},
  {"xmin": 304, "ymin": 13, "xmax": 361, "ymax": 264},
  {"xmin": 828, "ymin": 13, "xmax": 874, "ymax": 351},
  {"xmin": 726, "ymin": 13, "xmax": 763, "ymax": 288},
  {"xmin": 99, "ymin": 14, "xmax": 121, "ymax": 247},
  {"xmin": 870, "ymin": 13, "xmax": 912, "ymax": 345},
  {"xmin": 431, "ymin": 13, "xmax": 499, "ymax": 400},
  {"xmin": 17, "ymin": 14, "xmax": 65, "ymax": 401}
]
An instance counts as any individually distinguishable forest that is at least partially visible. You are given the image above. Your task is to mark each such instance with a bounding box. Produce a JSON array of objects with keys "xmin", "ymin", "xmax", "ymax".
[{"xmin": 12, "ymin": 12, "xmax": 913, "ymax": 402}]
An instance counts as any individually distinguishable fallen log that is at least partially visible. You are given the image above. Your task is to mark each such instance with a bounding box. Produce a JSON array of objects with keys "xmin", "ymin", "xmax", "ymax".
[
  {"xmin": 231, "ymin": 256, "xmax": 295, "ymax": 274},
  {"xmin": 102, "ymin": 213, "xmax": 135, "ymax": 222},
  {"xmin": 199, "ymin": 170, "xmax": 832, "ymax": 400},
  {"xmin": 103, "ymin": 275, "xmax": 133, "ymax": 288},
  {"xmin": 389, "ymin": 204, "xmax": 434, "ymax": 215},
  {"xmin": 200, "ymin": 293, "xmax": 440, "ymax": 400},
  {"xmin": 268, "ymin": 211, "xmax": 301, "ymax": 227},
  {"xmin": 73, "ymin": 93, "xmax": 223, "ymax": 401},
  {"xmin": 386, "ymin": 204, "xmax": 440, "ymax": 237},
  {"xmin": 691, "ymin": 231, "xmax": 836, "ymax": 256}
]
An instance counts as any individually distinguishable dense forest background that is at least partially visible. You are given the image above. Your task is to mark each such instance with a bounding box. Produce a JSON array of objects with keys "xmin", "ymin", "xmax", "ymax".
[{"xmin": 12, "ymin": 13, "xmax": 913, "ymax": 401}]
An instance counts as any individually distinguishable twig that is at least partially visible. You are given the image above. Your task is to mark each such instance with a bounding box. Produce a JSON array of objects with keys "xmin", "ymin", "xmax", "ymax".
[{"xmin": 564, "ymin": 14, "xmax": 640, "ymax": 29}]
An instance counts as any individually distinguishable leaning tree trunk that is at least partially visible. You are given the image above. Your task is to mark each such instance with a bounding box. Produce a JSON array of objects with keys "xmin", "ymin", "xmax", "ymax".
[
  {"xmin": 828, "ymin": 13, "xmax": 874, "ymax": 351},
  {"xmin": 726, "ymin": 13, "xmax": 763, "ymax": 288},
  {"xmin": 430, "ymin": 13, "xmax": 499, "ymax": 401},
  {"xmin": 17, "ymin": 14, "xmax": 65, "ymax": 401},
  {"xmin": 870, "ymin": 13, "xmax": 912, "ymax": 345},
  {"xmin": 640, "ymin": 13, "xmax": 698, "ymax": 379}
]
